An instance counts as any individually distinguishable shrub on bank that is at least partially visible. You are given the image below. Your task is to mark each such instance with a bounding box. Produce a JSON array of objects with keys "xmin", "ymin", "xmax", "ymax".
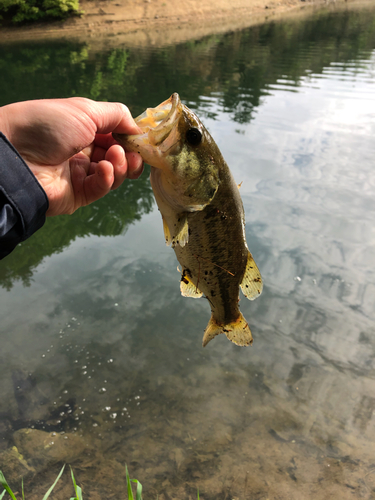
[{"xmin": 0, "ymin": 0, "xmax": 81, "ymax": 23}]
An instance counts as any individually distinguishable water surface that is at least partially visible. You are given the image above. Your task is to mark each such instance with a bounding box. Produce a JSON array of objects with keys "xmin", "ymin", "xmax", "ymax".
[{"xmin": 1, "ymin": 5, "xmax": 375, "ymax": 499}]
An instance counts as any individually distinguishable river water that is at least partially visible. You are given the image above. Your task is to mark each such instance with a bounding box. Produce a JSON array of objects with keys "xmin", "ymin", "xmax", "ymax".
[{"xmin": 1, "ymin": 4, "xmax": 375, "ymax": 499}]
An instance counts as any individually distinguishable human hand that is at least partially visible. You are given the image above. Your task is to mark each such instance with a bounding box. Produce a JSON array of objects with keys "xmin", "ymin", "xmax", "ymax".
[{"xmin": 0, "ymin": 97, "xmax": 144, "ymax": 216}]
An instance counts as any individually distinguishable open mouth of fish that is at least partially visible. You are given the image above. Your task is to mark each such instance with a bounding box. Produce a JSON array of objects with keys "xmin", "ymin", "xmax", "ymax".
[{"xmin": 113, "ymin": 93, "xmax": 184, "ymax": 158}]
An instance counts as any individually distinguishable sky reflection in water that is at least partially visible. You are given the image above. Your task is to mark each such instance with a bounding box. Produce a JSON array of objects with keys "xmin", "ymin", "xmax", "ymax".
[{"xmin": 0, "ymin": 6, "xmax": 375, "ymax": 499}]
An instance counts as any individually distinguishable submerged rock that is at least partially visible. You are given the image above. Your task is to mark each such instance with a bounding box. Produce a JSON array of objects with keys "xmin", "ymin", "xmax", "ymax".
[
  {"xmin": 0, "ymin": 446, "xmax": 35, "ymax": 484},
  {"xmin": 13, "ymin": 428, "xmax": 88, "ymax": 470}
]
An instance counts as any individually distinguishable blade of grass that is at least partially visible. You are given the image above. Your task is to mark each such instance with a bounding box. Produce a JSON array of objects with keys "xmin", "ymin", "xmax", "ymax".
[
  {"xmin": 197, "ymin": 488, "xmax": 200, "ymax": 499},
  {"xmin": 41, "ymin": 465, "xmax": 65, "ymax": 500},
  {"xmin": 69, "ymin": 485, "xmax": 83, "ymax": 500},
  {"xmin": 0, "ymin": 471, "xmax": 17, "ymax": 500},
  {"xmin": 131, "ymin": 478, "xmax": 142, "ymax": 500},
  {"xmin": 0, "ymin": 491, "xmax": 7, "ymax": 500},
  {"xmin": 69, "ymin": 467, "xmax": 83, "ymax": 500},
  {"xmin": 21, "ymin": 478, "xmax": 24, "ymax": 500},
  {"xmin": 125, "ymin": 465, "xmax": 134, "ymax": 500},
  {"xmin": 74, "ymin": 485, "xmax": 83, "ymax": 500}
]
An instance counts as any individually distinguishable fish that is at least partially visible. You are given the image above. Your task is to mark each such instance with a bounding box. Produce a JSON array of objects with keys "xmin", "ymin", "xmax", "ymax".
[{"xmin": 113, "ymin": 93, "xmax": 263, "ymax": 347}]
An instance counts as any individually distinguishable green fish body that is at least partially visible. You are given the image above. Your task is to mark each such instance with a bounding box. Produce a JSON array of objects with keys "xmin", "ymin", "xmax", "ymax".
[{"xmin": 114, "ymin": 93, "xmax": 262, "ymax": 347}]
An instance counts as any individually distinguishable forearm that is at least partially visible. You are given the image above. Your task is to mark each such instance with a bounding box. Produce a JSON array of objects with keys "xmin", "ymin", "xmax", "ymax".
[{"xmin": 0, "ymin": 132, "xmax": 48, "ymax": 259}]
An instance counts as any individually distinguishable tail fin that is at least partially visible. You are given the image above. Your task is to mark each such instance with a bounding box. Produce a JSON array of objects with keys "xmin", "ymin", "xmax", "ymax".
[{"xmin": 202, "ymin": 313, "xmax": 253, "ymax": 347}]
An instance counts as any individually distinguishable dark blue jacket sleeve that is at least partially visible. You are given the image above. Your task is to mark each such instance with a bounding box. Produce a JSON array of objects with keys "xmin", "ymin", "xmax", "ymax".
[{"xmin": 0, "ymin": 132, "xmax": 49, "ymax": 259}]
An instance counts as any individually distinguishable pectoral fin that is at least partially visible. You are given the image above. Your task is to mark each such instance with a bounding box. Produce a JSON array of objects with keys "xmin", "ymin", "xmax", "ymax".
[
  {"xmin": 162, "ymin": 214, "xmax": 189, "ymax": 247},
  {"xmin": 240, "ymin": 251, "xmax": 263, "ymax": 300},
  {"xmin": 162, "ymin": 216, "xmax": 172, "ymax": 246},
  {"xmin": 180, "ymin": 271, "xmax": 203, "ymax": 298},
  {"xmin": 171, "ymin": 214, "xmax": 189, "ymax": 248},
  {"xmin": 202, "ymin": 313, "xmax": 253, "ymax": 347}
]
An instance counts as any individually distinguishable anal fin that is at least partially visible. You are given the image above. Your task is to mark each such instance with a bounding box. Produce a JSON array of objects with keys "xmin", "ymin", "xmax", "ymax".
[
  {"xmin": 240, "ymin": 251, "xmax": 263, "ymax": 300},
  {"xmin": 202, "ymin": 313, "xmax": 253, "ymax": 347},
  {"xmin": 180, "ymin": 270, "xmax": 203, "ymax": 298}
]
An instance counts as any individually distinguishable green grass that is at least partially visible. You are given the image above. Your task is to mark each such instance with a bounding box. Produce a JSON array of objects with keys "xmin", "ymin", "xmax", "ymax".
[
  {"xmin": 125, "ymin": 465, "xmax": 142, "ymax": 500},
  {"xmin": 0, "ymin": 465, "xmax": 142, "ymax": 500},
  {"xmin": 0, "ymin": 466, "xmax": 201, "ymax": 499}
]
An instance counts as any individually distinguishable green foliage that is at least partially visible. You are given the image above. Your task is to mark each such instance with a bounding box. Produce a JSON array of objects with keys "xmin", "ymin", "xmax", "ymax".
[
  {"xmin": 0, "ymin": 465, "xmax": 150, "ymax": 500},
  {"xmin": 41, "ymin": 465, "xmax": 65, "ymax": 500},
  {"xmin": 0, "ymin": 465, "xmax": 66, "ymax": 500},
  {"xmin": 0, "ymin": 0, "xmax": 81, "ymax": 23},
  {"xmin": 0, "ymin": 463, "xmax": 205, "ymax": 499},
  {"xmin": 70, "ymin": 466, "xmax": 83, "ymax": 500},
  {"xmin": 126, "ymin": 465, "xmax": 143, "ymax": 500},
  {"xmin": 0, "ymin": 470, "xmax": 17, "ymax": 500}
]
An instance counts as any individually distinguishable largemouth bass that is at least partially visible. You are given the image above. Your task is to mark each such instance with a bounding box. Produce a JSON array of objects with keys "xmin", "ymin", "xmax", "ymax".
[{"xmin": 114, "ymin": 93, "xmax": 263, "ymax": 347}]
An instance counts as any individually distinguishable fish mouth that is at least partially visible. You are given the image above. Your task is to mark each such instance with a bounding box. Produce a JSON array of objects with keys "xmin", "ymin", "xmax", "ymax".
[
  {"xmin": 135, "ymin": 92, "xmax": 181, "ymax": 143},
  {"xmin": 113, "ymin": 93, "xmax": 183, "ymax": 160}
]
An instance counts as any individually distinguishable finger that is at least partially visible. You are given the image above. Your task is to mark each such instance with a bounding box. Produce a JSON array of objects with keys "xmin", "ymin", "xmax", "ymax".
[
  {"xmin": 94, "ymin": 133, "xmax": 118, "ymax": 149},
  {"xmin": 82, "ymin": 160, "xmax": 114, "ymax": 206},
  {"xmin": 70, "ymin": 160, "xmax": 93, "ymax": 213},
  {"xmin": 81, "ymin": 143, "xmax": 95, "ymax": 158},
  {"xmin": 125, "ymin": 151, "xmax": 144, "ymax": 180},
  {"xmin": 71, "ymin": 152, "xmax": 92, "ymax": 175},
  {"xmin": 91, "ymin": 145, "xmax": 107, "ymax": 163},
  {"xmin": 105, "ymin": 145, "xmax": 128, "ymax": 190}
]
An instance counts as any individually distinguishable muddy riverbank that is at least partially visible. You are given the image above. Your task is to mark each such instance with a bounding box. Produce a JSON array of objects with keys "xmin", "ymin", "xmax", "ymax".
[{"xmin": 0, "ymin": 0, "xmax": 371, "ymax": 48}]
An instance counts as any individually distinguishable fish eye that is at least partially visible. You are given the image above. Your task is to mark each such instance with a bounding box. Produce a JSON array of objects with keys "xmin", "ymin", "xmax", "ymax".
[{"xmin": 186, "ymin": 127, "xmax": 202, "ymax": 146}]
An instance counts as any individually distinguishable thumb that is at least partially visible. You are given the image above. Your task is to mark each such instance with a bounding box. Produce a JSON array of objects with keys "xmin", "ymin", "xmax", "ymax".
[{"xmin": 70, "ymin": 98, "xmax": 141, "ymax": 136}]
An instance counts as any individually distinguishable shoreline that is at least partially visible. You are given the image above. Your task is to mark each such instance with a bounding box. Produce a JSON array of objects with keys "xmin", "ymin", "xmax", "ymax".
[{"xmin": 0, "ymin": 0, "xmax": 371, "ymax": 48}]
